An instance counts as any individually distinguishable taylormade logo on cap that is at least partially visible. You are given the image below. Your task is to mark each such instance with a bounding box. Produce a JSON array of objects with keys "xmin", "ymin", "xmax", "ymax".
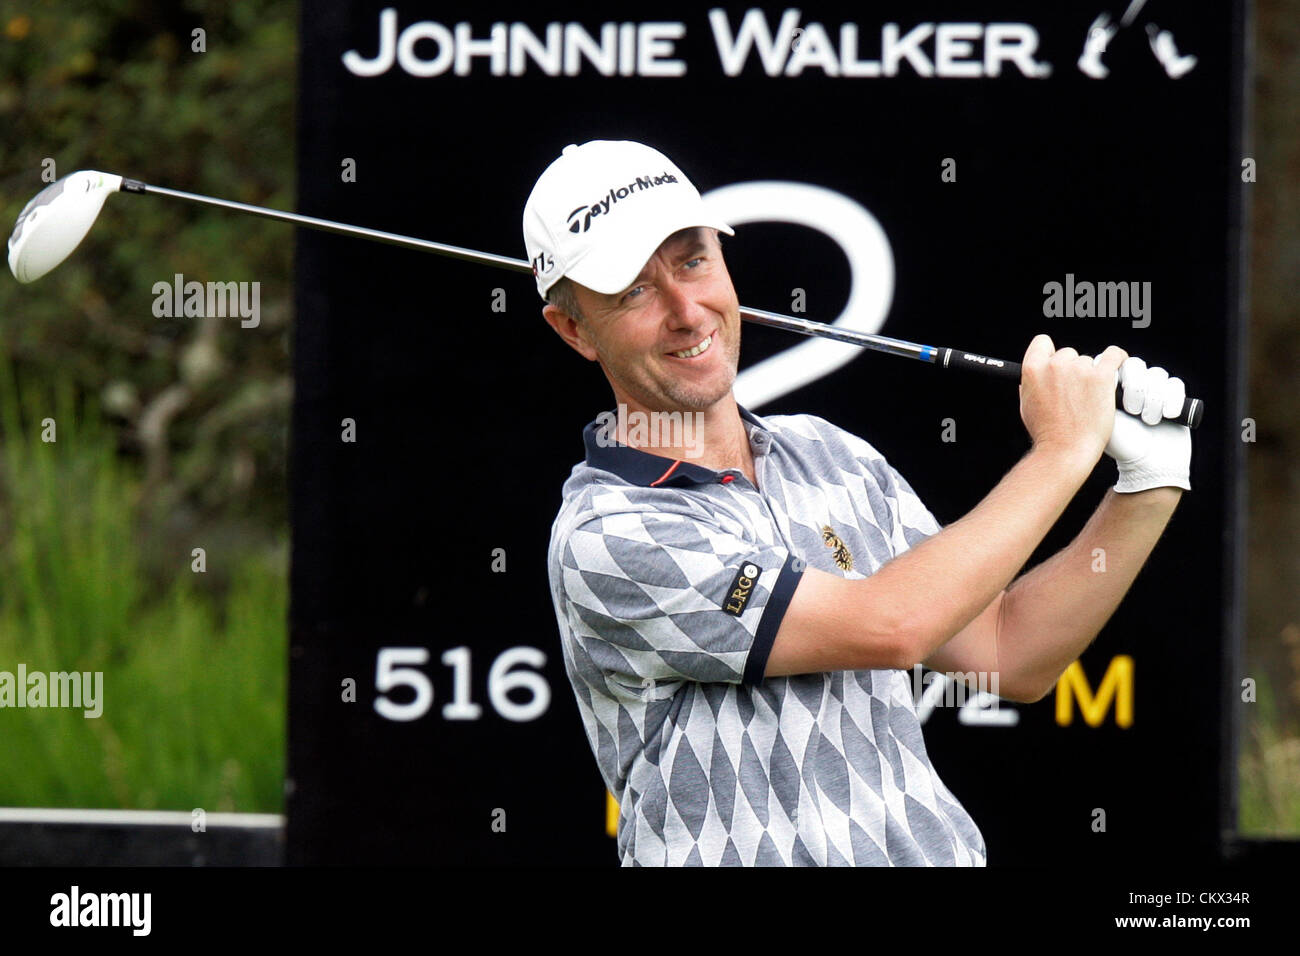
[
  {"xmin": 522, "ymin": 140, "xmax": 733, "ymax": 301},
  {"xmin": 565, "ymin": 171, "xmax": 679, "ymax": 234}
]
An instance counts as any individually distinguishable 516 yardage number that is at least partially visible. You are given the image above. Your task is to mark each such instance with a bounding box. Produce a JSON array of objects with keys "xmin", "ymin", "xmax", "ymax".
[{"xmin": 373, "ymin": 646, "xmax": 550, "ymax": 723}]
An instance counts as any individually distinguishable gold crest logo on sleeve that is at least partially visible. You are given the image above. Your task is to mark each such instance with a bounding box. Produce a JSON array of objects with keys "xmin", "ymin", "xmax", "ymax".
[{"xmin": 821, "ymin": 525, "xmax": 854, "ymax": 572}]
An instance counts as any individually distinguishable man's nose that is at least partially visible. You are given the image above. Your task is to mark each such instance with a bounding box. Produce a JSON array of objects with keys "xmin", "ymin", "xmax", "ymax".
[{"xmin": 659, "ymin": 277, "xmax": 709, "ymax": 329}]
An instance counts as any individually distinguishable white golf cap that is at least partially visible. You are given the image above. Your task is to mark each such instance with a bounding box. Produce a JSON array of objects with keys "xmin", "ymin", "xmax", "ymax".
[{"xmin": 522, "ymin": 140, "xmax": 734, "ymax": 302}]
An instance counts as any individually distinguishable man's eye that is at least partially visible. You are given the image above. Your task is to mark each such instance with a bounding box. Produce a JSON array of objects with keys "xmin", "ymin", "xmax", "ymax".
[
  {"xmin": 683, "ymin": 257, "xmax": 703, "ymax": 270},
  {"xmin": 622, "ymin": 286, "xmax": 645, "ymax": 303}
]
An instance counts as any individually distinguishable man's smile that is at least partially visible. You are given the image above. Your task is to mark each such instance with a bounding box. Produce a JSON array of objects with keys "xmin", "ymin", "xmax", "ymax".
[{"xmin": 667, "ymin": 332, "xmax": 715, "ymax": 360}]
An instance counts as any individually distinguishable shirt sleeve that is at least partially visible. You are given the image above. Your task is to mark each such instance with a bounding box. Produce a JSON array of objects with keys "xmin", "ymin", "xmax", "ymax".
[{"xmin": 556, "ymin": 508, "xmax": 803, "ymax": 690}]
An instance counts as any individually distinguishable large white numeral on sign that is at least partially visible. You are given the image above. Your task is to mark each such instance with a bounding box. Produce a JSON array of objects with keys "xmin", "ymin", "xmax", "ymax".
[
  {"xmin": 488, "ymin": 647, "xmax": 551, "ymax": 722},
  {"xmin": 441, "ymin": 646, "xmax": 484, "ymax": 720},
  {"xmin": 958, "ymin": 690, "xmax": 1019, "ymax": 726},
  {"xmin": 374, "ymin": 647, "xmax": 434, "ymax": 722},
  {"xmin": 701, "ymin": 182, "xmax": 895, "ymax": 408}
]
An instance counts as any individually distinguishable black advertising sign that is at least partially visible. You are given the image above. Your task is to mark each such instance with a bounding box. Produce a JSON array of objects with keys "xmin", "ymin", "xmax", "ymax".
[{"xmin": 289, "ymin": 2, "xmax": 1245, "ymax": 864}]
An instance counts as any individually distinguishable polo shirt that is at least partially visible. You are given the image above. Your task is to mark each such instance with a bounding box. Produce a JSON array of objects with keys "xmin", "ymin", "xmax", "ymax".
[{"xmin": 547, "ymin": 405, "xmax": 987, "ymax": 866}]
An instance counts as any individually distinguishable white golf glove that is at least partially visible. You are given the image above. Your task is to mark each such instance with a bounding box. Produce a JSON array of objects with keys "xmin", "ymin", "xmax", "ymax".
[{"xmin": 1098, "ymin": 355, "xmax": 1192, "ymax": 493}]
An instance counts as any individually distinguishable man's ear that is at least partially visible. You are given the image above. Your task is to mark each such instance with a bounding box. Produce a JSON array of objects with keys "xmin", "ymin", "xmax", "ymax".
[{"xmin": 542, "ymin": 304, "xmax": 599, "ymax": 362}]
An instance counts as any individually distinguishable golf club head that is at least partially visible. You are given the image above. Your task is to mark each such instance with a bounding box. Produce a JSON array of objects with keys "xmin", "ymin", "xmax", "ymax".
[{"xmin": 7, "ymin": 170, "xmax": 123, "ymax": 283}]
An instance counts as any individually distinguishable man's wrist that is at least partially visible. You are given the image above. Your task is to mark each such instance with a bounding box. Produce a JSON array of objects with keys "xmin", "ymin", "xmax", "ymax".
[
  {"xmin": 1111, "ymin": 484, "xmax": 1184, "ymax": 507},
  {"xmin": 1026, "ymin": 440, "xmax": 1100, "ymax": 485}
]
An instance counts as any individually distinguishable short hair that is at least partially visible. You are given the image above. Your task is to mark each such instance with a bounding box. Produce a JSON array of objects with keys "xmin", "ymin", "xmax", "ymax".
[{"xmin": 546, "ymin": 275, "xmax": 584, "ymax": 323}]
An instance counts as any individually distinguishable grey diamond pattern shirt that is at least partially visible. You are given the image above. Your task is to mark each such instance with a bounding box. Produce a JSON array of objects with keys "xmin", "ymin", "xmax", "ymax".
[{"xmin": 547, "ymin": 406, "xmax": 987, "ymax": 866}]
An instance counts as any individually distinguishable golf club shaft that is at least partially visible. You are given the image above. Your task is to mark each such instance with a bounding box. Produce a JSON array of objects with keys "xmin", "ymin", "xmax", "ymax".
[
  {"xmin": 125, "ymin": 180, "xmax": 532, "ymax": 274},
  {"xmin": 120, "ymin": 179, "xmax": 1203, "ymax": 428}
]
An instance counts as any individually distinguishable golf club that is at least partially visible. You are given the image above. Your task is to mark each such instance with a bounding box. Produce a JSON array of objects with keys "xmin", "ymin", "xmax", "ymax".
[{"xmin": 7, "ymin": 170, "xmax": 1204, "ymax": 428}]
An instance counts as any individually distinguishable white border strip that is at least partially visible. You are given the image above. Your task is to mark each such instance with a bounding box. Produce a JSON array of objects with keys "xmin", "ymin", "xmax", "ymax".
[{"xmin": 0, "ymin": 808, "xmax": 282, "ymax": 828}]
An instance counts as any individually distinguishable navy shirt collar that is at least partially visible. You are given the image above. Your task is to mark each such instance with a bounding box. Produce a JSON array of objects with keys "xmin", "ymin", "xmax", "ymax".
[{"xmin": 582, "ymin": 406, "xmax": 770, "ymax": 487}]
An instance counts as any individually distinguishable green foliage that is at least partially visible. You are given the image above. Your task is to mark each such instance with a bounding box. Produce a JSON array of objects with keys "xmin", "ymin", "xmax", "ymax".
[
  {"xmin": 1238, "ymin": 669, "xmax": 1300, "ymax": 835},
  {"xmin": 0, "ymin": 352, "xmax": 286, "ymax": 811},
  {"xmin": 0, "ymin": 2, "xmax": 294, "ymax": 811},
  {"xmin": 0, "ymin": 1, "xmax": 295, "ymax": 546}
]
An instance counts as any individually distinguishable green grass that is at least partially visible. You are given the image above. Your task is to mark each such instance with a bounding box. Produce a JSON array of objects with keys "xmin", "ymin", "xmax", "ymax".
[
  {"xmin": 0, "ymin": 355, "xmax": 286, "ymax": 812},
  {"xmin": 1238, "ymin": 666, "xmax": 1300, "ymax": 835}
]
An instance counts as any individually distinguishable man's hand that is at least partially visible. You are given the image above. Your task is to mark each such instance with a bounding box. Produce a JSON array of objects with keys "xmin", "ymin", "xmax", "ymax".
[
  {"xmin": 1102, "ymin": 356, "xmax": 1192, "ymax": 493},
  {"xmin": 1018, "ymin": 334, "xmax": 1128, "ymax": 467}
]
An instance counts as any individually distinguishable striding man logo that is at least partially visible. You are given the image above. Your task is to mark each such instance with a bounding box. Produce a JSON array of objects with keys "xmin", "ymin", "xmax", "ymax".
[{"xmin": 821, "ymin": 525, "xmax": 854, "ymax": 572}]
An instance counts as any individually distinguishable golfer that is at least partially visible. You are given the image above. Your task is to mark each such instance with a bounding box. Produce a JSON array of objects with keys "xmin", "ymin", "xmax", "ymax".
[{"xmin": 527, "ymin": 140, "xmax": 1191, "ymax": 866}]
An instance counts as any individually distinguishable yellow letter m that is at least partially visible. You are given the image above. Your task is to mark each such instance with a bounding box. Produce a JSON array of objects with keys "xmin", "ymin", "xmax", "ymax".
[{"xmin": 1055, "ymin": 655, "xmax": 1133, "ymax": 728}]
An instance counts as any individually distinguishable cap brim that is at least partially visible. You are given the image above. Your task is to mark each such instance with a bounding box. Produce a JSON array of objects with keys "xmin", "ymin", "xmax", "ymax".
[{"xmin": 564, "ymin": 207, "xmax": 735, "ymax": 296}]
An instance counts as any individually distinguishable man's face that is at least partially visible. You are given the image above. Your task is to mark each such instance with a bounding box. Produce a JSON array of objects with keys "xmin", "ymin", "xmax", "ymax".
[{"xmin": 550, "ymin": 227, "xmax": 742, "ymax": 415}]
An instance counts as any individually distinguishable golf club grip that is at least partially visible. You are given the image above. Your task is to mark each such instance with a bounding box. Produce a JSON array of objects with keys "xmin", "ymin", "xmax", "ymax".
[{"xmin": 941, "ymin": 350, "xmax": 1204, "ymax": 429}]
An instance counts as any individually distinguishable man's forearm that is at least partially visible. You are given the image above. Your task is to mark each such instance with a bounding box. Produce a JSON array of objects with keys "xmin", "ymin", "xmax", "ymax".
[
  {"xmin": 867, "ymin": 443, "xmax": 1096, "ymax": 666},
  {"xmin": 996, "ymin": 485, "xmax": 1182, "ymax": 701}
]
